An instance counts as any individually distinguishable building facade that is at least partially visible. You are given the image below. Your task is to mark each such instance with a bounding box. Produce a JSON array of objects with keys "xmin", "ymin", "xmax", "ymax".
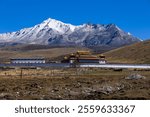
[
  {"xmin": 11, "ymin": 58, "xmax": 46, "ymax": 64},
  {"xmin": 63, "ymin": 51, "xmax": 106, "ymax": 64}
]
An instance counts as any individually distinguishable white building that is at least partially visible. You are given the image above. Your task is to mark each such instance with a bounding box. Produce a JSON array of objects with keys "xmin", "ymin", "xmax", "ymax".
[
  {"xmin": 99, "ymin": 60, "xmax": 106, "ymax": 64},
  {"xmin": 11, "ymin": 58, "xmax": 46, "ymax": 64}
]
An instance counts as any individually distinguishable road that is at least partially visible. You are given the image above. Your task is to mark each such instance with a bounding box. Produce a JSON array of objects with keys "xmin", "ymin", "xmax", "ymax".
[{"xmin": 0, "ymin": 63, "xmax": 150, "ymax": 69}]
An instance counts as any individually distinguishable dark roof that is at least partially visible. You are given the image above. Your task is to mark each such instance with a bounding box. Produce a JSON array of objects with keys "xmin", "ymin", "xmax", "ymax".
[
  {"xmin": 78, "ymin": 58, "xmax": 100, "ymax": 60},
  {"xmin": 11, "ymin": 58, "xmax": 45, "ymax": 60}
]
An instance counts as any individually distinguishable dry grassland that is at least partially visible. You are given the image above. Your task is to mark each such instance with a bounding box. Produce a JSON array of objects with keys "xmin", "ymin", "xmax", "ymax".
[
  {"xmin": 0, "ymin": 68, "xmax": 150, "ymax": 100},
  {"xmin": 104, "ymin": 40, "xmax": 150, "ymax": 64},
  {"xmin": 0, "ymin": 47, "xmax": 90, "ymax": 63}
]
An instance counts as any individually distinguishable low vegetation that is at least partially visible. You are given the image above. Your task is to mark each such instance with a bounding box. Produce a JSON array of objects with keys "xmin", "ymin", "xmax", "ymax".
[
  {"xmin": 0, "ymin": 67, "xmax": 150, "ymax": 100},
  {"xmin": 0, "ymin": 45, "xmax": 90, "ymax": 63},
  {"xmin": 104, "ymin": 40, "xmax": 150, "ymax": 64}
]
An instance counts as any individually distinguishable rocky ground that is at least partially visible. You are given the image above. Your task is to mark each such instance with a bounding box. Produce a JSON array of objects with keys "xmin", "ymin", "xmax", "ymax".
[{"xmin": 0, "ymin": 68, "xmax": 150, "ymax": 100}]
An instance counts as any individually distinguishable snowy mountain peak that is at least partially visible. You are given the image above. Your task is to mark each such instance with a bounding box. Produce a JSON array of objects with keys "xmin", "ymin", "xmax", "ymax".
[{"xmin": 40, "ymin": 18, "xmax": 77, "ymax": 33}]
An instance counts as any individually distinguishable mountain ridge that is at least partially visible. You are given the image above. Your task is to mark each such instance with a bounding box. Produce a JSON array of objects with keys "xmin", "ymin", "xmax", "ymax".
[{"xmin": 0, "ymin": 18, "xmax": 141, "ymax": 48}]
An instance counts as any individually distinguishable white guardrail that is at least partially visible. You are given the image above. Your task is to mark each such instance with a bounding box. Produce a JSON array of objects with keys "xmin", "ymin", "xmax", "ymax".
[
  {"xmin": 80, "ymin": 64, "xmax": 150, "ymax": 69},
  {"xmin": 1, "ymin": 63, "xmax": 150, "ymax": 69}
]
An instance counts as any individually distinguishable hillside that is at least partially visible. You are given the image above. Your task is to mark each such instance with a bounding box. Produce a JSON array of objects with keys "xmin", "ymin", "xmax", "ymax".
[
  {"xmin": 104, "ymin": 40, "xmax": 150, "ymax": 64},
  {"xmin": 0, "ymin": 46, "xmax": 90, "ymax": 63}
]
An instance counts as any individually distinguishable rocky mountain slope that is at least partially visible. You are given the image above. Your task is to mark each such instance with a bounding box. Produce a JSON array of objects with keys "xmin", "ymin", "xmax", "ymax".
[{"xmin": 0, "ymin": 18, "xmax": 141, "ymax": 47}]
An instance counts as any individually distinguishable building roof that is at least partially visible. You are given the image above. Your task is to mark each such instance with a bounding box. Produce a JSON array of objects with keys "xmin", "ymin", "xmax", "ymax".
[
  {"xmin": 76, "ymin": 51, "xmax": 91, "ymax": 55},
  {"xmin": 78, "ymin": 55, "xmax": 98, "ymax": 58},
  {"xmin": 11, "ymin": 58, "xmax": 45, "ymax": 60},
  {"xmin": 78, "ymin": 58, "xmax": 100, "ymax": 60}
]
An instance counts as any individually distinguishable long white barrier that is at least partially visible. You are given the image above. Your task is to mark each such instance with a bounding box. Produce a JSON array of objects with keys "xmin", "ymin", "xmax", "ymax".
[
  {"xmin": 80, "ymin": 64, "xmax": 150, "ymax": 69},
  {"xmin": 0, "ymin": 100, "xmax": 149, "ymax": 117}
]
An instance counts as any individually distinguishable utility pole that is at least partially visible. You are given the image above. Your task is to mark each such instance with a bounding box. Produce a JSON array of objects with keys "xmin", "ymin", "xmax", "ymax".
[{"xmin": 20, "ymin": 69, "xmax": 23, "ymax": 79}]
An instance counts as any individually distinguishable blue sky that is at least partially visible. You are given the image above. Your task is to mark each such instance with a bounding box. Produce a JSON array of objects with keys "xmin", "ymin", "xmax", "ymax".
[{"xmin": 0, "ymin": 0, "xmax": 150, "ymax": 40}]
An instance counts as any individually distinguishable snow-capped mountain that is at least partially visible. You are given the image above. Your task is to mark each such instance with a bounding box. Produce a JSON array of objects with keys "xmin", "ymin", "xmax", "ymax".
[{"xmin": 0, "ymin": 18, "xmax": 141, "ymax": 47}]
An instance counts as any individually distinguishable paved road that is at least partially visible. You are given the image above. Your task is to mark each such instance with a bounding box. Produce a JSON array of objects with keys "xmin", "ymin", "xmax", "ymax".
[{"xmin": 0, "ymin": 63, "xmax": 150, "ymax": 69}]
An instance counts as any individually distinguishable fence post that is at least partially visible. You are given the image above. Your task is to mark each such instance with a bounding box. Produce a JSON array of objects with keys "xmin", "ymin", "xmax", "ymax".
[{"xmin": 20, "ymin": 69, "xmax": 23, "ymax": 79}]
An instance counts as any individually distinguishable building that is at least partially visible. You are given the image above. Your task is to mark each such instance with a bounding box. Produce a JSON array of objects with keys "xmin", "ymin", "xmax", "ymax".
[
  {"xmin": 11, "ymin": 58, "xmax": 46, "ymax": 64},
  {"xmin": 62, "ymin": 51, "xmax": 106, "ymax": 64}
]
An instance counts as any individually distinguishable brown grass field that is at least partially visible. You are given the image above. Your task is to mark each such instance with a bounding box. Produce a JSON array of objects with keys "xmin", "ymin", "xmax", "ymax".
[
  {"xmin": 0, "ymin": 41, "xmax": 150, "ymax": 100},
  {"xmin": 0, "ymin": 67, "xmax": 150, "ymax": 100},
  {"xmin": 0, "ymin": 46, "xmax": 90, "ymax": 63},
  {"xmin": 104, "ymin": 40, "xmax": 150, "ymax": 64}
]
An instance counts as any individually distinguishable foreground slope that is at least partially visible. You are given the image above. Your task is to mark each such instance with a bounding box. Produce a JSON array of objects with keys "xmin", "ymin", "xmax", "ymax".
[{"xmin": 104, "ymin": 40, "xmax": 150, "ymax": 64}]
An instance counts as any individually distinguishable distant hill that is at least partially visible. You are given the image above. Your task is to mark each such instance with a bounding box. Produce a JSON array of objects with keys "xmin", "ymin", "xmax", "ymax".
[
  {"xmin": 104, "ymin": 40, "xmax": 150, "ymax": 64},
  {"xmin": 0, "ymin": 46, "xmax": 90, "ymax": 63},
  {"xmin": 0, "ymin": 44, "xmax": 83, "ymax": 51}
]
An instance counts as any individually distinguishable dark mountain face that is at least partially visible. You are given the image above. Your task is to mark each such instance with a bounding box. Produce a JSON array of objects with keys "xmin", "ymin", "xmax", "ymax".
[
  {"xmin": 0, "ymin": 18, "xmax": 141, "ymax": 49},
  {"xmin": 66, "ymin": 24, "xmax": 140, "ymax": 47}
]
